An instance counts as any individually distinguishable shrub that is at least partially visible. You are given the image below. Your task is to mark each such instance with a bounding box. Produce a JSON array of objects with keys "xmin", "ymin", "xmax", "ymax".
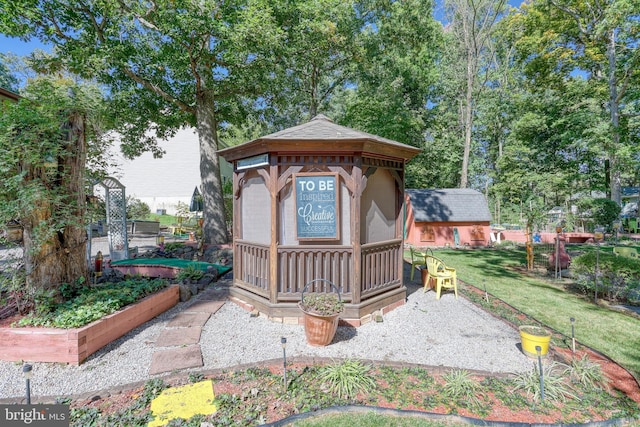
[
  {"xmin": 126, "ymin": 196, "xmax": 151, "ymax": 220},
  {"xmin": 583, "ymin": 198, "xmax": 621, "ymax": 231},
  {"xmin": 176, "ymin": 264, "xmax": 204, "ymax": 282},
  {"xmin": 571, "ymin": 252, "xmax": 640, "ymax": 304}
]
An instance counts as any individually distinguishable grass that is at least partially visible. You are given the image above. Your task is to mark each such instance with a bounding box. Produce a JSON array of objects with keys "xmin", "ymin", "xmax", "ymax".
[
  {"xmin": 291, "ymin": 412, "xmax": 467, "ymax": 426},
  {"xmin": 147, "ymin": 213, "xmax": 179, "ymax": 227},
  {"xmin": 428, "ymin": 247, "xmax": 640, "ymax": 380}
]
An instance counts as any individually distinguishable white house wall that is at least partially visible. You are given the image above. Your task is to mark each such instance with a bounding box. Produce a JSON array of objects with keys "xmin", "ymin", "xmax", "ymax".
[{"xmin": 107, "ymin": 127, "xmax": 232, "ymax": 216}]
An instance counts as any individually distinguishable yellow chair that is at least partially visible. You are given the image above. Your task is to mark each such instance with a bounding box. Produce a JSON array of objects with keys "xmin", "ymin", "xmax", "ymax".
[
  {"xmin": 613, "ymin": 246, "xmax": 639, "ymax": 259},
  {"xmin": 425, "ymin": 255, "xmax": 458, "ymax": 299},
  {"xmin": 409, "ymin": 247, "xmax": 427, "ymax": 281}
]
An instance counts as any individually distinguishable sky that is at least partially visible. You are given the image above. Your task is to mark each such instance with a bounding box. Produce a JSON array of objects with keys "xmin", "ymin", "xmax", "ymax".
[{"xmin": 0, "ymin": 34, "xmax": 50, "ymax": 56}]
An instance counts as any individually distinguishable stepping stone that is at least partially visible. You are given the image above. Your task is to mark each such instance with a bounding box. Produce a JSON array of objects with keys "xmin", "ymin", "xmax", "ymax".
[
  {"xmin": 198, "ymin": 289, "xmax": 228, "ymax": 301},
  {"xmin": 185, "ymin": 300, "xmax": 225, "ymax": 314},
  {"xmin": 155, "ymin": 327, "xmax": 202, "ymax": 347},
  {"xmin": 149, "ymin": 345, "xmax": 203, "ymax": 375},
  {"xmin": 167, "ymin": 312, "xmax": 211, "ymax": 327}
]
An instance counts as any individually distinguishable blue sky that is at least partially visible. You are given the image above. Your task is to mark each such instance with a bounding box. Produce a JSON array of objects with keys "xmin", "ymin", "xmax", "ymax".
[{"xmin": 0, "ymin": 34, "xmax": 50, "ymax": 56}]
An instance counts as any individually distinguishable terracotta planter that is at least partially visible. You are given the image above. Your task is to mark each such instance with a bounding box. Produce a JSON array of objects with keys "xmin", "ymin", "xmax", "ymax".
[
  {"xmin": 299, "ymin": 304, "xmax": 341, "ymax": 346},
  {"xmin": 299, "ymin": 279, "xmax": 343, "ymax": 346},
  {"xmin": 519, "ymin": 325, "xmax": 552, "ymax": 358}
]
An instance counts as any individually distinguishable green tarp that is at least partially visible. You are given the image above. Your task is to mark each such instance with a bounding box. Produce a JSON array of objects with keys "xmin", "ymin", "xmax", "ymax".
[{"xmin": 111, "ymin": 258, "xmax": 232, "ymax": 275}]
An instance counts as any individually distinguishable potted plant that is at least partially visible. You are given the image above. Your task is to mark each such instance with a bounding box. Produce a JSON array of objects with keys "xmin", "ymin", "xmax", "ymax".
[
  {"xmin": 519, "ymin": 325, "xmax": 552, "ymax": 358},
  {"xmin": 299, "ymin": 279, "xmax": 344, "ymax": 346}
]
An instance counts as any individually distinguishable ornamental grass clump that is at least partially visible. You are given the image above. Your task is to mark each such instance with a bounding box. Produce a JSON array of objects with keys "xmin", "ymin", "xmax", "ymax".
[
  {"xmin": 441, "ymin": 369, "xmax": 483, "ymax": 409},
  {"xmin": 512, "ymin": 361, "xmax": 578, "ymax": 402},
  {"xmin": 318, "ymin": 359, "xmax": 376, "ymax": 399},
  {"xmin": 565, "ymin": 354, "xmax": 607, "ymax": 391}
]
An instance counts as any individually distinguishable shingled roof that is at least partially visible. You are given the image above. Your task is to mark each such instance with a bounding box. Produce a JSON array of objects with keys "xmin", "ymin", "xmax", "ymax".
[
  {"xmin": 260, "ymin": 114, "xmax": 399, "ymax": 144},
  {"xmin": 406, "ymin": 188, "xmax": 492, "ymax": 223},
  {"xmin": 218, "ymin": 114, "xmax": 420, "ymax": 162}
]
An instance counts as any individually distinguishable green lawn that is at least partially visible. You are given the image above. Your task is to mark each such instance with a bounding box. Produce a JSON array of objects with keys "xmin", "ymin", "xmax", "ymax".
[
  {"xmin": 147, "ymin": 213, "xmax": 179, "ymax": 227},
  {"xmin": 292, "ymin": 412, "xmax": 465, "ymax": 426},
  {"xmin": 425, "ymin": 247, "xmax": 640, "ymax": 380}
]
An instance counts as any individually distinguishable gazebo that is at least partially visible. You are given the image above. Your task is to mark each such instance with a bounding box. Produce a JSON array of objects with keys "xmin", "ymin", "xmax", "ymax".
[{"xmin": 218, "ymin": 115, "xmax": 420, "ymax": 324}]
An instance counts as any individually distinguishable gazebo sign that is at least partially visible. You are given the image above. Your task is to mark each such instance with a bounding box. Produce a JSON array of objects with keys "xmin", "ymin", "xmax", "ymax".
[{"xmin": 294, "ymin": 173, "xmax": 340, "ymax": 240}]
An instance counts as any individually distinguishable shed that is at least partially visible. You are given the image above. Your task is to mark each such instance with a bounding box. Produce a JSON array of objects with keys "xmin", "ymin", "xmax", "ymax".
[
  {"xmin": 0, "ymin": 87, "xmax": 20, "ymax": 103},
  {"xmin": 218, "ymin": 115, "xmax": 420, "ymax": 324},
  {"xmin": 405, "ymin": 188, "xmax": 492, "ymax": 247}
]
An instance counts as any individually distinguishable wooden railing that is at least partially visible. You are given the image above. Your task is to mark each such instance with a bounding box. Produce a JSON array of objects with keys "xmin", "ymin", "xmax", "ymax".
[
  {"xmin": 361, "ymin": 239, "xmax": 402, "ymax": 297},
  {"xmin": 236, "ymin": 240, "xmax": 270, "ymax": 296},
  {"xmin": 235, "ymin": 239, "xmax": 402, "ymax": 304},
  {"xmin": 277, "ymin": 245, "xmax": 353, "ymax": 301}
]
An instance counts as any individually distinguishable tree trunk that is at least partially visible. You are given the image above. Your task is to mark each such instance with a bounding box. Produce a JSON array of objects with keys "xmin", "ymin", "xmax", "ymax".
[
  {"xmin": 23, "ymin": 112, "xmax": 89, "ymax": 294},
  {"xmin": 460, "ymin": 56, "xmax": 474, "ymax": 189},
  {"xmin": 196, "ymin": 83, "xmax": 229, "ymax": 244},
  {"xmin": 606, "ymin": 28, "xmax": 621, "ymax": 205}
]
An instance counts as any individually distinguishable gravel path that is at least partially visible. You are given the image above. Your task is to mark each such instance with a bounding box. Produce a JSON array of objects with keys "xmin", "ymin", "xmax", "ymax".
[{"xmin": 0, "ymin": 275, "xmax": 535, "ymax": 401}]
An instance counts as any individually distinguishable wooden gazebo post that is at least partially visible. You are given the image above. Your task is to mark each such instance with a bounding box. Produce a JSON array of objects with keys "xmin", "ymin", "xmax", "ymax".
[
  {"xmin": 269, "ymin": 159, "xmax": 278, "ymax": 304},
  {"xmin": 351, "ymin": 162, "xmax": 363, "ymax": 304}
]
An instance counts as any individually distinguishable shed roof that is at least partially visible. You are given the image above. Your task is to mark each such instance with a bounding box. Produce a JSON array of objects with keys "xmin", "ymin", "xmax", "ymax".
[
  {"xmin": 0, "ymin": 87, "xmax": 20, "ymax": 103},
  {"xmin": 406, "ymin": 188, "xmax": 492, "ymax": 223},
  {"xmin": 218, "ymin": 114, "xmax": 420, "ymax": 162}
]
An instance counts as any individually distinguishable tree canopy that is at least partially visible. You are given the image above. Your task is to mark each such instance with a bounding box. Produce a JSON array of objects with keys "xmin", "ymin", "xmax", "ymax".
[{"xmin": 2, "ymin": 0, "xmax": 639, "ymax": 233}]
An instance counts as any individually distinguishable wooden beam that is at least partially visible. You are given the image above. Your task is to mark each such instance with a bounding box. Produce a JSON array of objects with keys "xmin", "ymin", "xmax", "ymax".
[
  {"xmin": 269, "ymin": 160, "xmax": 279, "ymax": 304},
  {"xmin": 351, "ymin": 157, "xmax": 363, "ymax": 304}
]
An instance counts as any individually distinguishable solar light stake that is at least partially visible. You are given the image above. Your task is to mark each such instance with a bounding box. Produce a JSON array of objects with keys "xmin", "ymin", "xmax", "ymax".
[
  {"xmin": 23, "ymin": 364, "xmax": 32, "ymax": 405},
  {"xmin": 536, "ymin": 346, "xmax": 545, "ymax": 402},
  {"xmin": 483, "ymin": 280, "xmax": 489, "ymax": 303},
  {"xmin": 570, "ymin": 317, "xmax": 576, "ymax": 354},
  {"xmin": 595, "ymin": 241, "xmax": 600, "ymax": 303},
  {"xmin": 594, "ymin": 228, "xmax": 604, "ymax": 303},
  {"xmin": 281, "ymin": 337, "xmax": 287, "ymax": 391},
  {"xmin": 555, "ymin": 226, "xmax": 561, "ymax": 279}
]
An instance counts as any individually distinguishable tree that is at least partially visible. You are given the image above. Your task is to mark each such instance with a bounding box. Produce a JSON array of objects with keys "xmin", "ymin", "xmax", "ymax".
[
  {"xmin": 0, "ymin": 77, "xmax": 108, "ymax": 296},
  {"xmin": 443, "ymin": 0, "xmax": 508, "ymax": 188},
  {"xmin": 264, "ymin": 0, "xmax": 364, "ymax": 127},
  {"xmin": 334, "ymin": 0, "xmax": 441, "ymax": 188},
  {"xmin": 511, "ymin": 0, "xmax": 640, "ymax": 204},
  {"xmin": 0, "ymin": 53, "xmax": 19, "ymax": 92},
  {"xmin": 1, "ymin": 0, "xmax": 284, "ymax": 244}
]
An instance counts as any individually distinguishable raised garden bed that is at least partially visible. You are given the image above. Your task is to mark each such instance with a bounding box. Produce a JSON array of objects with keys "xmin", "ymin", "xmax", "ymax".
[{"xmin": 0, "ymin": 285, "xmax": 179, "ymax": 365}]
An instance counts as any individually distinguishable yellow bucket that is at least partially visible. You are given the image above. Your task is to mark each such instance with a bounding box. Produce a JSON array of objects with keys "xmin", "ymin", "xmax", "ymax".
[{"xmin": 519, "ymin": 325, "xmax": 551, "ymax": 358}]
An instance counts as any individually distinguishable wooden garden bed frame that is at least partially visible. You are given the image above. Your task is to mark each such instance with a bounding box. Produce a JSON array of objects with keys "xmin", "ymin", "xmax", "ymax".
[{"xmin": 0, "ymin": 285, "xmax": 179, "ymax": 365}]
